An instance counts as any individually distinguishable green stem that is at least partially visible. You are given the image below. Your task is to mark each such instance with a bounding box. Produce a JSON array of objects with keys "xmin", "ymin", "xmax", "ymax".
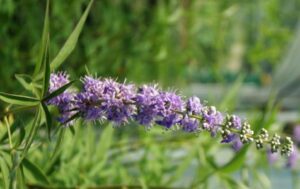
[{"xmin": 4, "ymin": 116, "xmax": 13, "ymax": 149}]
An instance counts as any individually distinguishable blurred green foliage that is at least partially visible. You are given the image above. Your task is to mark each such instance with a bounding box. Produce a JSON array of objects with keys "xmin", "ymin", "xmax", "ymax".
[
  {"xmin": 1, "ymin": 0, "xmax": 300, "ymax": 93},
  {"xmin": 0, "ymin": 0, "xmax": 299, "ymax": 188}
]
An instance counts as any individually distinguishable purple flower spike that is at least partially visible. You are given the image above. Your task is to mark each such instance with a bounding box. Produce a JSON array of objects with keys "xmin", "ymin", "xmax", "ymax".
[
  {"xmin": 46, "ymin": 71, "xmax": 294, "ymax": 158},
  {"xmin": 156, "ymin": 92, "xmax": 184, "ymax": 128}
]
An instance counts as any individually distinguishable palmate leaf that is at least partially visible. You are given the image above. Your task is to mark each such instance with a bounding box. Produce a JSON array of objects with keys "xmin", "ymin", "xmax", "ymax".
[
  {"xmin": 0, "ymin": 92, "xmax": 39, "ymax": 106},
  {"xmin": 50, "ymin": 0, "xmax": 94, "ymax": 70}
]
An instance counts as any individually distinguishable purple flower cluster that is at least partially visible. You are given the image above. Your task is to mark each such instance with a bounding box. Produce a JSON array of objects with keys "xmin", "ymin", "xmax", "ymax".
[
  {"xmin": 47, "ymin": 72, "xmax": 75, "ymax": 124},
  {"xmin": 47, "ymin": 72, "xmax": 294, "ymax": 157},
  {"xmin": 48, "ymin": 73, "xmax": 226, "ymax": 135},
  {"xmin": 75, "ymin": 77, "xmax": 136, "ymax": 124}
]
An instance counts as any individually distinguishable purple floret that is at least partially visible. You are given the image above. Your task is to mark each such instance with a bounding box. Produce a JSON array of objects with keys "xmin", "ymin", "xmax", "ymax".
[
  {"xmin": 221, "ymin": 133, "xmax": 236, "ymax": 143},
  {"xmin": 48, "ymin": 72, "xmax": 75, "ymax": 125},
  {"xmin": 230, "ymin": 115, "xmax": 242, "ymax": 129},
  {"xmin": 180, "ymin": 115, "xmax": 199, "ymax": 132},
  {"xmin": 186, "ymin": 96, "xmax": 202, "ymax": 115},
  {"xmin": 78, "ymin": 77, "xmax": 136, "ymax": 125},
  {"xmin": 134, "ymin": 85, "xmax": 162, "ymax": 125},
  {"xmin": 101, "ymin": 79, "xmax": 136, "ymax": 125},
  {"xmin": 231, "ymin": 136, "xmax": 243, "ymax": 151},
  {"xmin": 75, "ymin": 92, "xmax": 104, "ymax": 121},
  {"xmin": 201, "ymin": 106, "xmax": 223, "ymax": 136},
  {"xmin": 155, "ymin": 91, "xmax": 184, "ymax": 128}
]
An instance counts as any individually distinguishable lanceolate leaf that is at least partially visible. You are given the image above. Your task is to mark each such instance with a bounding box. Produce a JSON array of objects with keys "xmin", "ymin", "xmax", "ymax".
[
  {"xmin": 46, "ymin": 128, "xmax": 66, "ymax": 174},
  {"xmin": 218, "ymin": 144, "xmax": 249, "ymax": 174},
  {"xmin": 0, "ymin": 92, "xmax": 39, "ymax": 106},
  {"xmin": 33, "ymin": 0, "xmax": 50, "ymax": 77},
  {"xmin": 50, "ymin": 0, "xmax": 94, "ymax": 70},
  {"xmin": 16, "ymin": 165, "xmax": 26, "ymax": 189},
  {"xmin": 42, "ymin": 80, "xmax": 75, "ymax": 102},
  {"xmin": 21, "ymin": 108, "xmax": 42, "ymax": 160},
  {"xmin": 23, "ymin": 158, "xmax": 50, "ymax": 185},
  {"xmin": 0, "ymin": 155, "xmax": 10, "ymax": 189},
  {"xmin": 89, "ymin": 125, "xmax": 114, "ymax": 177},
  {"xmin": 41, "ymin": 102, "xmax": 52, "ymax": 140},
  {"xmin": 15, "ymin": 74, "xmax": 33, "ymax": 91},
  {"xmin": 42, "ymin": 35, "xmax": 51, "ymax": 98}
]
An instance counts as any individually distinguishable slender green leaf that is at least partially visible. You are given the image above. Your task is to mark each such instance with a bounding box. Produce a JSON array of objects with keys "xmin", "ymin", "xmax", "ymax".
[
  {"xmin": 33, "ymin": 0, "xmax": 50, "ymax": 76},
  {"xmin": 21, "ymin": 108, "xmax": 41, "ymax": 160},
  {"xmin": 221, "ymin": 174, "xmax": 249, "ymax": 189},
  {"xmin": 0, "ymin": 92, "xmax": 39, "ymax": 106},
  {"xmin": 46, "ymin": 128, "xmax": 65, "ymax": 174},
  {"xmin": 0, "ymin": 156, "xmax": 10, "ymax": 189},
  {"xmin": 16, "ymin": 165, "xmax": 26, "ymax": 189},
  {"xmin": 50, "ymin": 0, "xmax": 94, "ymax": 70},
  {"xmin": 85, "ymin": 65, "xmax": 91, "ymax": 75},
  {"xmin": 219, "ymin": 74, "xmax": 244, "ymax": 111},
  {"xmin": 15, "ymin": 126, "xmax": 26, "ymax": 148},
  {"xmin": 42, "ymin": 34, "xmax": 50, "ymax": 97},
  {"xmin": 218, "ymin": 144, "xmax": 249, "ymax": 173},
  {"xmin": 23, "ymin": 158, "xmax": 50, "ymax": 185},
  {"xmin": 68, "ymin": 126, "xmax": 75, "ymax": 135},
  {"xmin": 0, "ymin": 120, "xmax": 21, "ymax": 143},
  {"xmin": 42, "ymin": 80, "xmax": 75, "ymax": 102},
  {"xmin": 166, "ymin": 146, "xmax": 196, "ymax": 184},
  {"xmin": 253, "ymin": 169, "xmax": 271, "ymax": 189},
  {"xmin": 41, "ymin": 102, "xmax": 52, "ymax": 140},
  {"xmin": 15, "ymin": 74, "xmax": 33, "ymax": 91},
  {"xmin": 89, "ymin": 125, "xmax": 114, "ymax": 176}
]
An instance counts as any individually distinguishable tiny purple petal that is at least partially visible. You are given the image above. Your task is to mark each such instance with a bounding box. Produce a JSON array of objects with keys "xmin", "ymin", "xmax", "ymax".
[
  {"xmin": 267, "ymin": 148, "xmax": 279, "ymax": 165},
  {"xmin": 293, "ymin": 125, "xmax": 300, "ymax": 143},
  {"xmin": 231, "ymin": 137, "xmax": 243, "ymax": 151},
  {"xmin": 286, "ymin": 145, "xmax": 298, "ymax": 169},
  {"xmin": 221, "ymin": 133, "xmax": 236, "ymax": 143}
]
